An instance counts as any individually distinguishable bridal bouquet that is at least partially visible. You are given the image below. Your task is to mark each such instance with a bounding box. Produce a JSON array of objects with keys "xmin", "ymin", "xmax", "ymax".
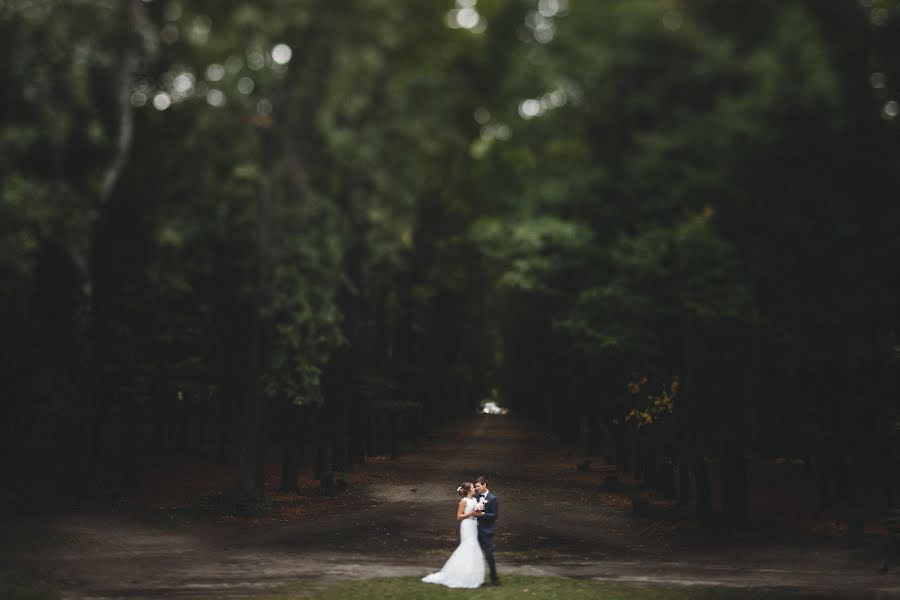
[{"xmin": 474, "ymin": 497, "xmax": 487, "ymax": 512}]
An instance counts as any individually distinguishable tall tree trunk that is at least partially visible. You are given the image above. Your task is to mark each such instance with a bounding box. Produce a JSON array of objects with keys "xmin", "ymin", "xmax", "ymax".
[
  {"xmin": 720, "ymin": 451, "xmax": 749, "ymax": 527},
  {"xmin": 817, "ymin": 455, "xmax": 834, "ymax": 509},
  {"xmin": 720, "ymin": 454, "xmax": 733, "ymax": 517},
  {"xmin": 73, "ymin": 0, "xmax": 153, "ymax": 471},
  {"xmin": 90, "ymin": 383, "xmax": 111, "ymax": 461},
  {"xmin": 334, "ymin": 401, "xmax": 351, "ymax": 471},
  {"xmin": 885, "ymin": 438, "xmax": 898, "ymax": 509},
  {"xmin": 152, "ymin": 368, "xmax": 167, "ymax": 454},
  {"xmin": 175, "ymin": 389, "xmax": 189, "ymax": 457},
  {"xmin": 279, "ymin": 401, "xmax": 302, "ymax": 493},
  {"xmin": 388, "ymin": 413, "xmax": 400, "ymax": 461},
  {"xmin": 578, "ymin": 415, "xmax": 591, "ymax": 460},
  {"xmin": 121, "ymin": 391, "xmax": 140, "ymax": 488},
  {"xmin": 733, "ymin": 453, "xmax": 750, "ymax": 527},
  {"xmin": 614, "ymin": 424, "xmax": 631, "ymax": 474},
  {"xmin": 693, "ymin": 458, "xmax": 712, "ymax": 515},
  {"xmin": 677, "ymin": 461, "xmax": 692, "ymax": 507},
  {"xmin": 238, "ymin": 150, "xmax": 275, "ymax": 497},
  {"xmin": 367, "ymin": 414, "xmax": 377, "ymax": 458},
  {"xmin": 657, "ymin": 459, "xmax": 676, "ymax": 500},
  {"xmin": 315, "ymin": 405, "xmax": 335, "ymax": 495}
]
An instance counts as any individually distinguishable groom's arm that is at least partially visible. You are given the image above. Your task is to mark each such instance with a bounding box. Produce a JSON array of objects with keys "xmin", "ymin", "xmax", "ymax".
[{"xmin": 482, "ymin": 497, "xmax": 498, "ymax": 521}]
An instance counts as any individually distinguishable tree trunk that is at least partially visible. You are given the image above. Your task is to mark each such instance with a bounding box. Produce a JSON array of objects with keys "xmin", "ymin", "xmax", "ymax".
[
  {"xmin": 835, "ymin": 454, "xmax": 851, "ymax": 507},
  {"xmin": 734, "ymin": 453, "xmax": 750, "ymax": 527},
  {"xmin": 315, "ymin": 405, "xmax": 335, "ymax": 495},
  {"xmin": 73, "ymin": 0, "xmax": 154, "ymax": 472},
  {"xmin": 657, "ymin": 459, "xmax": 676, "ymax": 499},
  {"xmin": 90, "ymin": 384, "xmax": 111, "ymax": 461},
  {"xmin": 334, "ymin": 401, "xmax": 351, "ymax": 471},
  {"xmin": 388, "ymin": 413, "xmax": 400, "ymax": 460},
  {"xmin": 578, "ymin": 415, "xmax": 591, "ymax": 459},
  {"xmin": 152, "ymin": 369, "xmax": 167, "ymax": 454},
  {"xmin": 279, "ymin": 402, "xmax": 302, "ymax": 493},
  {"xmin": 644, "ymin": 454, "xmax": 656, "ymax": 488},
  {"xmin": 885, "ymin": 440, "xmax": 898, "ymax": 509},
  {"xmin": 238, "ymin": 147, "xmax": 275, "ymax": 497},
  {"xmin": 366, "ymin": 414, "xmax": 377, "ymax": 458},
  {"xmin": 677, "ymin": 462, "xmax": 692, "ymax": 507},
  {"xmin": 614, "ymin": 424, "xmax": 631, "ymax": 474},
  {"xmin": 720, "ymin": 455, "xmax": 733, "ymax": 516},
  {"xmin": 351, "ymin": 411, "xmax": 366, "ymax": 464},
  {"xmin": 817, "ymin": 454, "xmax": 834, "ymax": 509},
  {"xmin": 315, "ymin": 405, "xmax": 333, "ymax": 479},
  {"xmin": 632, "ymin": 435, "xmax": 643, "ymax": 480},
  {"xmin": 215, "ymin": 384, "xmax": 230, "ymax": 464},
  {"xmin": 175, "ymin": 389, "xmax": 189, "ymax": 457},
  {"xmin": 120, "ymin": 391, "xmax": 140, "ymax": 488},
  {"xmin": 721, "ymin": 452, "xmax": 749, "ymax": 527},
  {"xmin": 693, "ymin": 458, "xmax": 712, "ymax": 515}
]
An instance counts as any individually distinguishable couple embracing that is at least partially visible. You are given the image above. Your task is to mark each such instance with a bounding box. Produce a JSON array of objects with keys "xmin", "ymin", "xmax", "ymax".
[{"xmin": 422, "ymin": 475, "xmax": 500, "ymax": 588}]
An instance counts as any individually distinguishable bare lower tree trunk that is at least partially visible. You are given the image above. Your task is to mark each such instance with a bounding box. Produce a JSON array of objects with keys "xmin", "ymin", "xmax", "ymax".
[
  {"xmin": 733, "ymin": 454, "xmax": 750, "ymax": 527},
  {"xmin": 334, "ymin": 401, "xmax": 351, "ymax": 471},
  {"xmin": 632, "ymin": 435, "xmax": 644, "ymax": 480},
  {"xmin": 644, "ymin": 454, "xmax": 656, "ymax": 488},
  {"xmin": 720, "ymin": 454, "xmax": 733, "ymax": 516},
  {"xmin": 90, "ymin": 383, "xmax": 111, "ymax": 461},
  {"xmin": 365, "ymin": 414, "xmax": 377, "ymax": 458},
  {"xmin": 388, "ymin": 413, "xmax": 401, "ymax": 460},
  {"xmin": 239, "ymin": 156, "xmax": 275, "ymax": 497},
  {"xmin": 721, "ymin": 452, "xmax": 751, "ymax": 527},
  {"xmin": 316, "ymin": 405, "xmax": 335, "ymax": 495},
  {"xmin": 693, "ymin": 458, "xmax": 712, "ymax": 515},
  {"xmin": 678, "ymin": 461, "xmax": 692, "ymax": 507},
  {"xmin": 658, "ymin": 459, "xmax": 676, "ymax": 499},
  {"xmin": 816, "ymin": 454, "xmax": 834, "ymax": 509},
  {"xmin": 74, "ymin": 0, "xmax": 154, "ymax": 471},
  {"xmin": 175, "ymin": 389, "xmax": 190, "ymax": 457},
  {"xmin": 121, "ymin": 391, "xmax": 140, "ymax": 488},
  {"xmin": 279, "ymin": 402, "xmax": 302, "ymax": 493},
  {"xmin": 615, "ymin": 425, "xmax": 631, "ymax": 473},
  {"xmin": 885, "ymin": 441, "xmax": 898, "ymax": 509}
]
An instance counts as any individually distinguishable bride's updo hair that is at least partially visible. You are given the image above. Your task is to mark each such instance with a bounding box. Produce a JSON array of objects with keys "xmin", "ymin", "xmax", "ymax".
[{"xmin": 457, "ymin": 482, "xmax": 473, "ymax": 496}]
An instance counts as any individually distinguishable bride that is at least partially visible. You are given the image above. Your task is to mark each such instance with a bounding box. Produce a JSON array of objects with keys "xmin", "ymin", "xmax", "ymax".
[{"xmin": 422, "ymin": 482, "xmax": 485, "ymax": 588}]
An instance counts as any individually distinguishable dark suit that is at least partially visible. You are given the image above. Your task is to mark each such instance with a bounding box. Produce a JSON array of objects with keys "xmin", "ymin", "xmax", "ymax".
[{"xmin": 475, "ymin": 491, "xmax": 499, "ymax": 582}]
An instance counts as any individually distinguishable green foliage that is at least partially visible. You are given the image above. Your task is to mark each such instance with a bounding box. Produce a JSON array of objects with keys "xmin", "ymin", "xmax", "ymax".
[
  {"xmin": 467, "ymin": 0, "xmax": 900, "ymax": 467},
  {"xmin": 266, "ymin": 234, "xmax": 346, "ymax": 406},
  {"xmin": 472, "ymin": 216, "xmax": 593, "ymax": 293},
  {"xmin": 2, "ymin": 0, "xmax": 899, "ymax": 499}
]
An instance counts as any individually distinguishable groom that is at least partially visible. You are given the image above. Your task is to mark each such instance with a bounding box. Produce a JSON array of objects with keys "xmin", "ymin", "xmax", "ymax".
[{"xmin": 473, "ymin": 475, "xmax": 500, "ymax": 586}]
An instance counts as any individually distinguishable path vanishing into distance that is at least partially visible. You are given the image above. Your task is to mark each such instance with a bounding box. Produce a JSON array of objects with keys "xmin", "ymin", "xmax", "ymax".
[{"xmin": 6, "ymin": 415, "xmax": 900, "ymax": 598}]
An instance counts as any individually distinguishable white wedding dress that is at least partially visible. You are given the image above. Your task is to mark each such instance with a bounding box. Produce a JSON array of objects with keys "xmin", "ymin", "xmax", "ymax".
[{"xmin": 422, "ymin": 497, "xmax": 485, "ymax": 588}]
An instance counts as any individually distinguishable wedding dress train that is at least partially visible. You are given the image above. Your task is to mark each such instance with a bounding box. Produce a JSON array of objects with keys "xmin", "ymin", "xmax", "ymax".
[{"xmin": 422, "ymin": 497, "xmax": 485, "ymax": 588}]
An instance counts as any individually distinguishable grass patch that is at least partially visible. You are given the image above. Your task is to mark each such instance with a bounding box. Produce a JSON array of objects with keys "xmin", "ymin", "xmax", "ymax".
[{"xmin": 267, "ymin": 576, "xmax": 836, "ymax": 600}]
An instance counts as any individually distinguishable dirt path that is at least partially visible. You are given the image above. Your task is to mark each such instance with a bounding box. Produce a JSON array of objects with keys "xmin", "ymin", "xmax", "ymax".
[{"xmin": 8, "ymin": 415, "xmax": 900, "ymax": 598}]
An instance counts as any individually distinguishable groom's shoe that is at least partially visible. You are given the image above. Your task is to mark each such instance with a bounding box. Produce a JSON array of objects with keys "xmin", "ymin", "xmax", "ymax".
[{"xmin": 490, "ymin": 577, "xmax": 501, "ymax": 586}]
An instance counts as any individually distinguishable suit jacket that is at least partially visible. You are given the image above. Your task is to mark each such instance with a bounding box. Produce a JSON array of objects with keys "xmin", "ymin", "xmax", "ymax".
[{"xmin": 475, "ymin": 491, "xmax": 499, "ymax": 535}]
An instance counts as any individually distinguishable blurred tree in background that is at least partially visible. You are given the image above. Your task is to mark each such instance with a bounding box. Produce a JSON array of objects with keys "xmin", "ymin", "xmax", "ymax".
[{"xmin": 2, "ymin": 0, "xmax": 898, "ymax": 521}]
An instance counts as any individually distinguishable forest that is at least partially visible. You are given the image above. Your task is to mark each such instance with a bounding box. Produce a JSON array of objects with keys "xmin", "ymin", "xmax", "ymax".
[{"xmin": 3, "ymin": 0, "xmax": 900, "ymax": 529}]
